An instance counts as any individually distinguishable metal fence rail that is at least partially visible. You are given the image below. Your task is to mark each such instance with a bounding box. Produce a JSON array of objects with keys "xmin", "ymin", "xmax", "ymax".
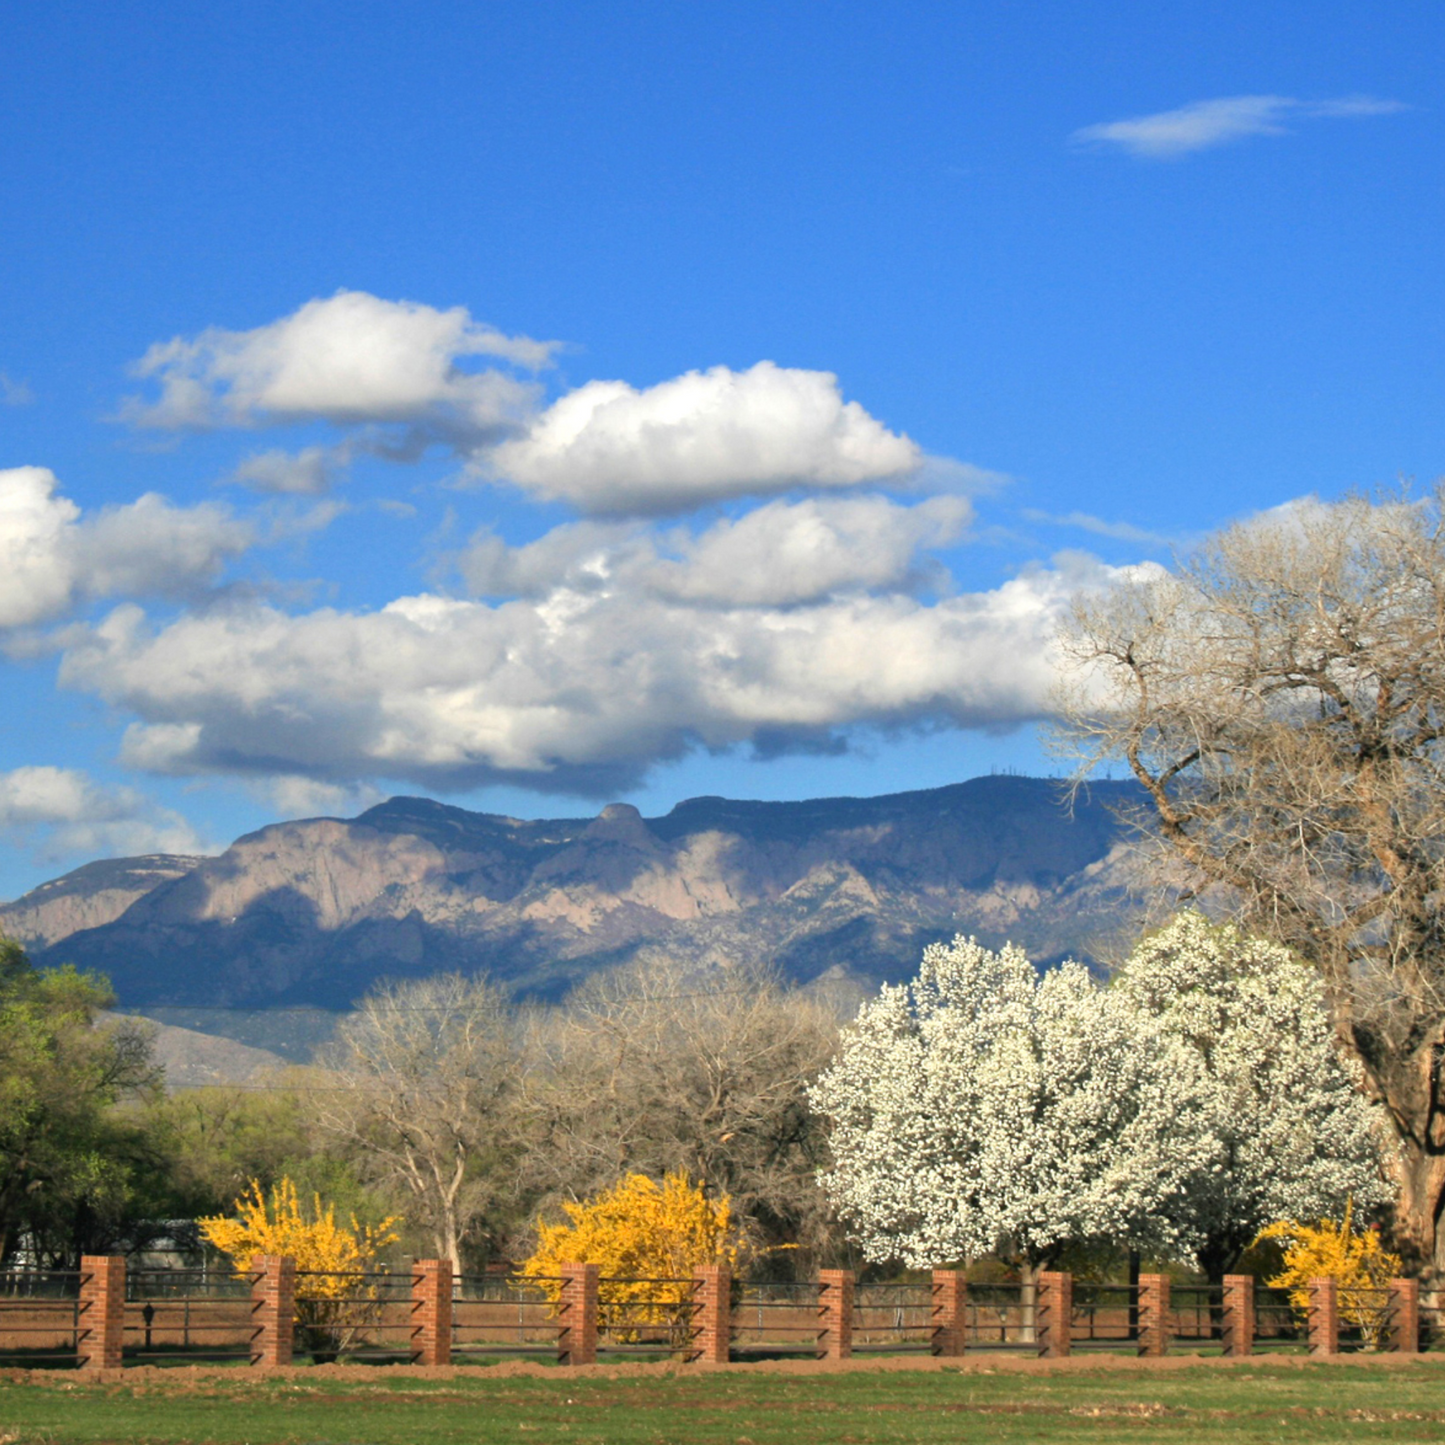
[
  {"xmin": 962, "ymin": 1283, "xmax": 1032, "ymax": 1349},
  {"xmin": 0, "ymin": 1271, "xmax": 82, "ymax": 1364},
  {"xmin": 731, "ymin": 1281, "xmax": 825, "ymax": 1357},
  {"xmin": 121, "ymin": 1267, "xmax": 256, "ymax": 1362},
  {"xmin": 0, "ymin": 1262, "xmax": 1431, "ymax": 1367},
  {"xmin": 852, "ymin": 1282, "xmax": 932, "ymax": 1352},
  {"xmin": 1071, "ymin": 1283, "xmax": 1138, "ymax": 1348},
  {"xmin": 451, "ymin": 1273, "xmax": 560, "ymax": 1358}
]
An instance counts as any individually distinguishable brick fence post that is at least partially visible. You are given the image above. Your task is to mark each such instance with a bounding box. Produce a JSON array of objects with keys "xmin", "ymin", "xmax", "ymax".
[
  {"xmin": 77, "ymin": 1255, "xmax": 125, "ymax": 1372},
  {"xmin": 250, "ymin": 1255, "xmax": 296, "ymax": 1368},
  {"xmin": 817, "ymin": 1269, "xmax": 853, "ymax": 1360},
  {"xmin": 558, "ymin": 1263, "xmax": 599, "ymax": 1365},
  {"xmin": 1036, "ymin": 1271, "xmax": 1072, "ymax": 1358},
  {"xmin": 1385, "ymin": 1278, "xmax": 1419, "ymax": 1354},
  {"xmin": 410, "ymin": 1258, "xmax": 452, "ymax": 1366},
  {"xmin": 1222, "ymin": 1275, "xmax": 1254, "ymax": 1357},
  {"xmin": 1307, "ymin": 1276, "xmax": 1339, "ymax": 1357},
  {"xmin": 1137, "ymin": 1273, "xmax": 1170, "ymax": 1357},
  {"xmin": 930, "ymin": 1270, "xmax": 967, "ymax": 1357},
  {"xmin": 691, "ymin": 1264, "xmax": 731, "ymax": 1363}
]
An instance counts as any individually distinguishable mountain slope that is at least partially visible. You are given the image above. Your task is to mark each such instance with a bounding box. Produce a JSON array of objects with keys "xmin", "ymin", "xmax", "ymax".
[{"xmin": 2, "ymin": 776, "xmax": 1145, "ymax": 1015}]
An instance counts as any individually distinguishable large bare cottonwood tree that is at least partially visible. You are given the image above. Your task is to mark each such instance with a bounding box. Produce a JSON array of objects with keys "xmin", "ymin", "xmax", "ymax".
[{"xmin": 1053, "ymin": 490, "xmax": 1445, "ymax": 1276}]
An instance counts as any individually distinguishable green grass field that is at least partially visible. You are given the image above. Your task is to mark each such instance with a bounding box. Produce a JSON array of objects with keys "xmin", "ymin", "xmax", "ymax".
[{"xmin": 3, "ymin": 1358, "xmax": 1445, "ymax": 1445}]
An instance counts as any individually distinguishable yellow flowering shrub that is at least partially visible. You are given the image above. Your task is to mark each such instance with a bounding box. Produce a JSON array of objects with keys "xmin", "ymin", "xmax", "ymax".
[
  {"xmin": 1255, "ymin": 1200, "xmax": 1402, "ymax": 1348},
  {"xmin": 521, "ymin": 1171, "xmax": 738, "ymax": 1345},
  {"xmin": 200, "ymin": 1178, "xmax": 400, "ymax": 1359}
]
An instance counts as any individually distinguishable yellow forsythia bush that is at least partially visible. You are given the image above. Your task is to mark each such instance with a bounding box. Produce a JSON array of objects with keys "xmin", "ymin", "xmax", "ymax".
[
  {"xmin": 521, "ymin": 1170, "xmax": 739, "ymax": 1345},
  {"xmin": 1255, "ymin": 1200, "xmax": 1402, "ymax": 1348},
  {"xmin": 200, "ymin": 1178, "xmax": 400, "ymax": 1359}
]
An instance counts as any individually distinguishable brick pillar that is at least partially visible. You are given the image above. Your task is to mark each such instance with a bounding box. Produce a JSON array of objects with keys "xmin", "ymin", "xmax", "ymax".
[
  {"xmin": 1386, "ymin": 1278, "xmax": 1419, "ymax": 1354},
  {"xmin": 1137, "ymin": 1273, "xmax": 1170, "ymax": 1357},
  {"xmin": 817, "ymin": 1269, "xmax": 853, "ymax": 1360},
  {"xmin": 77, "ymin": 1255, "xmax": 125, "ymax": 1372},
  {"xmin": 691, "ymin": 1264, "xmax": 731, "ymax": 1363},
  {"xmin": 250, "ymin": 1255, "xmax": 296, "ymax": 1368},
  {"xmin": 1307, "ymin": 1276, "xmax": 1339, "ymax": 1357},
  {"xmin": 558, "ymin": 1263, "xmax": 599, "ymax": 1365},
  {"xmin": 1036, "ymin": 1271, "xmax": 1072, "ymax": 1358},
  {"xmin": 1221, "ymin": 1275, "xmax": 1254, "ymax": 1357},
  {"xmin": 930, "ymin": 1270, "xmax": 968, "ymax": 1356},
  {"xmin": 410, "ymin": 1258, "xmax": 452, "ymax": 1366}
]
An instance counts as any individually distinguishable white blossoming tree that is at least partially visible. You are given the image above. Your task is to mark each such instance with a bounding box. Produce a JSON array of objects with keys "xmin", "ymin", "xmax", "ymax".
[
  {"xmin": 1113, "ymin": 912, "xmax": 1388, "ymax": 1282},
  {"xmin": 810, "ymin": 936, "xmax": 1208, "ymax": 1281}
]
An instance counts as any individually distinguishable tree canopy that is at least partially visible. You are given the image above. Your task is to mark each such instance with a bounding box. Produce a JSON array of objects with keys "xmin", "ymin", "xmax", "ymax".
[
  {"xmin": 1054, "ymin": 489, "xmax": 1445, "ymax": 1275},
  {"xmin": 0, "ymin": 938, "xmax": 160, "ymax": 1266},
  {"xmin": 810, "ymin": 936, "xmax": 1202, "ymax": 1274},
  {"xmin": 1113, "ymin": 911, "xmax": 1387, "ymax": 1280}
]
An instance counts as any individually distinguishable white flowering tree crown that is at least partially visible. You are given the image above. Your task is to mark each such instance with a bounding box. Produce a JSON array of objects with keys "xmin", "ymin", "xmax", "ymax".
[
  {"xmin": 810, "ymin": 935, "xmax": 1209, "ymax": 1273},
  {"xmin": 812, "ymin": 918, "xmax": 1388, "ymax": 1278},
  {"xmin": 1112, "ymin": 911, "xmax": 1388, "ymax": 1279}
]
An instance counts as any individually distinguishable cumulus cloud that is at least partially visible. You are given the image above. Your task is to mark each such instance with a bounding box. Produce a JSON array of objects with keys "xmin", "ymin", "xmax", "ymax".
[
  {"xmin": 56, "ymin": 549, "xmax": 1122, "ymax": 795},
  {"xmin": 1072, "ymin": 94, "xmax": 1405, "ymax": 159},
  {"xmin": 122, "ymin": 296, "xmax": 948, "ymax": 515},
  {"xmin": 0, "ymin": 467, "xmax": 253, "ymax": 630},
  {"xmin": 461, "ymin": 495, "xmax": 972, "ymax": 606},
  {"xmin": 0, "ymin": 766, "xmax": 208, "ymax": 863},
  {"xmin": 123, "ymin": 290, "xmax": 554, "ymax": 448},
  {"xmin": 485, "ymin": 361, "xmax": 923, "ymax": 514}
]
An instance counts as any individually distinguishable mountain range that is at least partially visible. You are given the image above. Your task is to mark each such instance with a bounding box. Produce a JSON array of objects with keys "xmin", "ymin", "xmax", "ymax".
[{"xmin": 0, "ymin": 775, "xmax": 1146, "ymax": 1053}]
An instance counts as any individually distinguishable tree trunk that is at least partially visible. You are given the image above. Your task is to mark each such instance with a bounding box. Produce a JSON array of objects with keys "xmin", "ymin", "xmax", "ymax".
[
  {"xmin": 436, "ymin": 1211, "xmax": 462, "ymax": 1276},
  {"xmin": 1360, "ymin": 1023, "xmax": 1445, "ymax": 1284},
  {"xmin": 1017, "ymin": 1260, "xmax": 1040, "ymax": 1344},
  {"xmin": 1393, "ymin": 1142, "xmax": 1445, "ymax": 1283}
]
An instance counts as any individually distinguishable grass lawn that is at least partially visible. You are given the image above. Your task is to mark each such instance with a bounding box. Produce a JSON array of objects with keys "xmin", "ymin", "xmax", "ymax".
[{"xmin": 3, "ymin": 1357, "xmax": 1445, "ymax": 1444}]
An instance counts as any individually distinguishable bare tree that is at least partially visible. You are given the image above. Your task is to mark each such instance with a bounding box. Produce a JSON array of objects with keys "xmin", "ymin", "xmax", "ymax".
[
  {"xmin": 316, "ymin": 974, "xmax": 522, "ymax": 1271},
  {"xmin": 521, "ymin": 956, "xmax": 843, "ymax": 1266},
  {"xmin": 1053, "ymin": 489, "xmax": 1445, "ymax": 1275}
]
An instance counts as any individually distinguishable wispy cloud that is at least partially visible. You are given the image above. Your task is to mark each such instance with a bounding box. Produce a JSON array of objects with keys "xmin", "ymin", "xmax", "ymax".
[
  {"xmin": 1, "ymin": 373, "xmax": 35, "ymax": 406},
  {"xmin": 1072, "ymin": 94, "xmax": 1406, "ymax": 159},
  {"xmin": 1022, "ymin": 508, "xmax": 1176, "ymax": 548}
]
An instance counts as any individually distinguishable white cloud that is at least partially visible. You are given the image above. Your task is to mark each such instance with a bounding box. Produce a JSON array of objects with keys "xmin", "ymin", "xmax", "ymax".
[
  {"xmin": 1022, "ymin": 508, "xmax": 1175, "ymax": 548},
  {"xmin": 0, "ymin": 467, "xmax": 253, "ymax": 630},
  {"xmin": 1072, "ymin": 94, "xmax": 1405, "ymax": 159},
  {"xmin": 0, "ymin": 467, "xmax": 80, "ymax": 629},
  {"xmin": 57, "ymin": 549, "xmax": 1123, "ymax": 795},
  {"xmin": 261, "ymin": 776, "xmax": 386, "ymax": 820},
  {"xmin": 485, "ymin": 361, "xmax": 923, "ymax": 514},
  {"xmin": 123, "ymin": 290, "xmax": 554, "ymax": 446},
  {"xmin": 461, "ymin": 495, "xmax": 971, "ymax": 606},
  {"xmin": 0, "ymin": 765, "xmax": 208, "ymax": 863},
  {"xmin": 122, "ymin": 298, "xmax": 950, "ymax": 517}
]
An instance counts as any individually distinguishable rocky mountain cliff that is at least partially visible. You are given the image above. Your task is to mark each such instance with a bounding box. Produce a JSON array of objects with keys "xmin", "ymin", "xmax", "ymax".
[{"xmin": 0, "ymin": 777, "xmax": 1147, "ymax": 1030}]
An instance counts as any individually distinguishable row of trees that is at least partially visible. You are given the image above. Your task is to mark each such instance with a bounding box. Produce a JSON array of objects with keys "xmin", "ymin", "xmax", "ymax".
[
  {"xmin": 0, "ymin": 909, "xmax": 1390, "ymax": 1287},
  {"xmin": 0, "ymin": 947, "xmax": 841, "ymax": 1273}
]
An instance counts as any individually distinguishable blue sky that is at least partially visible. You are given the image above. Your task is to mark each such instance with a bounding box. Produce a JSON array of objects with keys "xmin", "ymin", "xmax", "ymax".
[{"xmin": 0, "ymin": 1, "xmax": 1440, "ymax": 900}]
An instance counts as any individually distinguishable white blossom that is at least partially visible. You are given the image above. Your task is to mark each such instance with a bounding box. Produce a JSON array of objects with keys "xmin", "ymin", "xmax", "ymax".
[
  {"xmin": 810, "ymin": 936, "xmax": 1210, "ymax": 1270},
  {"xmin": 1112, "ymin": 911, "xmax": 1389, "ymax": 1277}
]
